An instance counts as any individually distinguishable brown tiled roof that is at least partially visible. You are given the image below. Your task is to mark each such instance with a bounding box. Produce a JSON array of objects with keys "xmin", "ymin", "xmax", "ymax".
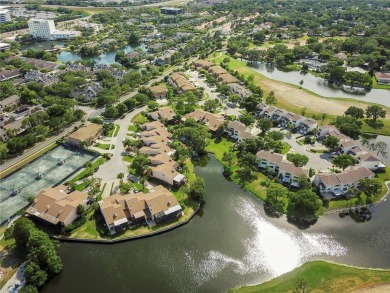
[
  {"xmin": 145, "ymin": 185, "xmax": 180, "ymax": 216},
  {"xmin": 150, "ymin": 85, "xmax": 168, "ymax": 94},
  {"xmin": 317, "ymin": 166, "xmax": 374, "ymax": 186},
  {"xmin": 149, "ymin": 107, "xmax": 175, "ymax": 121},
  {"xmin": 193, "ymin": 59, "xmax": 214, "ymax": 68},
  {"xmin": 318, "ymin": 173, "xmax": 341, "ymax": 186},
  {"xmin": 228, "ymin": 120, "xmax": 247, "ymax": 132},
  {"xmin": 279, "ymin": 161, "xmax": 308, "ymax": 177},
  {"xmin": 375, "ymin": 72, "xmax": 390, "ymax": 80},
  {"xmin": 184, "ymin": 110, "xmax": 225, "ymax": 131},
  {"xmin": 142, "ymin": 121, "xmax": 164, "ymax": 130},
  {"xmin": 26, "ymin": 185, "xmax": 88, "ymax": 225},
  {"xmin": 218, "ymin": 73, "xmax": 239, "ymax": 84},
  {"xmin": 208, "ymin": 65, "xmax": 228, "ymax": 76},
  {"xmin": 357, "ymin": 152, "xmax": 381, "ymax": 162},
  {"xmin": 256, "ymin": 150, "xmax": 284, "ymax": 164}
]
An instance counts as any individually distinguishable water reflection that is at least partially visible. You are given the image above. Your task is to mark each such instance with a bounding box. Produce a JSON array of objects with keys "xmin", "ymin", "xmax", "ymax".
[{"xmin": 188, "ymin": 197, "xmax": 346, "ymax": 283}]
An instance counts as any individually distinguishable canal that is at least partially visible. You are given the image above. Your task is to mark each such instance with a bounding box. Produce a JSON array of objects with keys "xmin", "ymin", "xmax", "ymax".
[
  {"xmin": 42, "ymin": 155, "xmax": 390, "ymax": 293},
  {"xmin": 247, "ymin": 61, "xmax": 390, "ymax": 107},
  {"xmin": 0, "ymin": 145, "xmax": 97, "ymax": 225}
]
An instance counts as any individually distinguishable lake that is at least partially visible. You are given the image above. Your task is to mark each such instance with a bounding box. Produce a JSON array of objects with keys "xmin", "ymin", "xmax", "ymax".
[
  {"xmin": 22, "ymin": 41, "xmax": 146, "ymax": 64},
  {"xmin": 247, "ymin": 61, "xmax": 390, "ymax": 107},
  {"xmin": 42, "ymin": 155, "xmax": 390, "ymax": 293}
]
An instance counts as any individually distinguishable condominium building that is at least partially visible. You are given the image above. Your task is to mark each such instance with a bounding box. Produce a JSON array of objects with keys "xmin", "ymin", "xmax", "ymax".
[
  {"xmin": 0, "ymin": 9, "xmax": 11, "ymax": 23},
  {"xmin": 28, "ymin": 18, "xmax": 80, "ymax": 40}
]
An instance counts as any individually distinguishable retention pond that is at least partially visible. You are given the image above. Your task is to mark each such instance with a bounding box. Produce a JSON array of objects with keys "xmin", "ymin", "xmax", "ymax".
[{"xmin": 42, "ymin": 155, "xmax": 390, "ymax": 293}]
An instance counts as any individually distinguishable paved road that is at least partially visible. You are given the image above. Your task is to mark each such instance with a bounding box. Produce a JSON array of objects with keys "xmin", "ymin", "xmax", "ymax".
[
  {"xmin": 283, "ymin": 133, "xmax": 332, "ymax": 171},
  {"xmin": 0, "ymin": 263, "xmax": 26, "ymax": 293},
  {"xmin": 0, "ymin": 58, "xmax": 195, "ymax": 176},
  {"xmin": 186, "ymin": 70, "xmax": 243, "ymax": 117},
  {"xmin": 0, "ymin": 122, "xmax": 82, "ymax": 178},
  {"xmin": 95, "ymin": 106, "xmax": 146, "ymax": 181}
]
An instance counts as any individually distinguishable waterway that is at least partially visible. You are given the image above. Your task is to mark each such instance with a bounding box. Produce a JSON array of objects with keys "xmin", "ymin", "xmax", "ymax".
[
  {"xmin": 42, "ymin": 155, "xmax": 390, "ymax": 293},
  {"xmin": 247, "ymin": 61, "xmax": 390, "ymax": 107},
  {"xmin": 0, "ymin": 145, "xmax": 97, "ymax": 225},
  {"xmin": 21, "ymin": 41, "xmax": 146, "ymax": 64}
]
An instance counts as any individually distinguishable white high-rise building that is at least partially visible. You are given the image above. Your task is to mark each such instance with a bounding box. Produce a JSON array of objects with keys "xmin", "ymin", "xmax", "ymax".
[
  {"xmin": 28, "ymin": 18, "xmax": 80, "ymax": 40},
  {"xmin": 0, "ymin": 9, "xmax": 11, "ymax": 24},
  {"xmin": 28, "ymin": 19, "xmax": 56, "ymax": 39}
]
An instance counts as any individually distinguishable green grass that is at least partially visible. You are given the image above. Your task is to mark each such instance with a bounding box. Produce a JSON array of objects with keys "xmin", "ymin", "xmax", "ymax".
[
  {"xmin": 70, "ymin": 157, "xmax": 199, "ymax": 240},
  {"xmin": 318, "ymin": 167, "xmax": 390, "ymax": 213},
  {"xmin": 97, "ymin": 183, "xmax": 106, "ymax": 201},
  {"xmin": 372, "ymin": 76, "xmax": 390, "ymax": 90},
  {"xmin": 68, "ymin": 158, "xmax": 106, "ymax": 185},
  {"xmin": 280, "ymin": 142, "xmax": 291, "ymax": 154},
  {"xmin": 211, "ymin": 53, "xmax": 390, "ymax": 136},
  {"xmin": 106, "ymin": 124, "xmax": 120, "ymax": 137},
  {"xmin": 205, "ymin": 137, "xmax": 234, "ymax": 158},
  {"xmin": 110, "ymin": 182, "xmax": 114, "ymax": 196},
  {"xmin": 96, "ymin": 143, "xmax": 111, "ymax": 150},
  {"xmin": 123, "ymin": 155, "xmax": 134, "ymax": 163},
  {"xmin": 361, "ymin": 119, "xmax": 390, "ymax": 136},
  {"xmin": 128, "ymin": 125, "xmax": 137, "ymax": 132},
  {"xmin": 131, "ymin": 113, "xmax": 149, "ymax": 124},
  {"xmin": 113, "ymin": 125, "xmax": 120, "ymax": 137},
  {"xmin": 233, "ymin": 261, "xmax": 390, "ymax": 293}
]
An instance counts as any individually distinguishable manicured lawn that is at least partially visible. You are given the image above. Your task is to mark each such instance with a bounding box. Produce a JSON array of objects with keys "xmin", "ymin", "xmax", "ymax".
[
  {"xmin": 123, "ymin": 155, "xmax": 134, "ymax": 163},
  {"xmin": 131, "ymin": 113, "xmax": 149, "ymax": 124},
  {"xmin": 205, "ymin": 137, "xmax": 234, "ymax": 158},
  {"xmin": 233, "ymin": 261, "xmax": 390, "ymax": 293},
  {"xmin": 128, "ymin": 125, "xmax": 137, "ymax": 132},
  {"xmin": 106, "ymin": 124, "xmax": 120, "ymax": 137},
  {"xmin": 68, "ymin": 157, "xmax": 106, "ymax": 184},
  {"xmin": 372, "ymin": 76, "xmax": 390, "ymax": 90},
  {"xmin": 210, "ymin": 53, "xmax": 390, "ymax": 136},
  {"xmin": 96, "ymin": 143, "xmax": 111, "ymax": 150},
  {"xmin": 280, "ymin": 142, "xmax": 291, "ymax": 154},
  {"xmin": 319, "ymin": 167, "xmax": 390, "ymax": 213},
  {"xmin": 113, "ymin": 125, "xmax": 120, "ymax": 137},
  {"xmin": 361, "ymin": 119, "xmax": 390, "ymax": 136}
]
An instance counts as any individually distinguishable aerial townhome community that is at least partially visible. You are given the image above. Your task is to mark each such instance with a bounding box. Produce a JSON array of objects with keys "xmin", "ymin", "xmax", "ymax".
[{"xmin": 1, "ymin": 2, "xmax": 390, "ymax": 292}]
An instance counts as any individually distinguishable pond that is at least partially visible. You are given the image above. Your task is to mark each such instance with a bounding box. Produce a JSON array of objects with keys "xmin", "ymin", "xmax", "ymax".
[
  {"xmin": 247, "ymin": 61, "xmax": 390, "ymax": 107},
  {"xmin": 0, "ymin": 145, "xmax": 97, "ymax": 225},
  {"xmin": 42, "ymin": 155, "xmax": 390, "ymax": 293},
  {"xmin": 21, "ymin": 41, "xmax": 146, "ymax": 65}
]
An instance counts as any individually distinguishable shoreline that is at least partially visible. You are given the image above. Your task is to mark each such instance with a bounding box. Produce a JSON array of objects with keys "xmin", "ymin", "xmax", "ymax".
[
  {"xmin": 232, "ymin": 260, "xmax": 390, "ymax": 293},
  {"xmin": 51, "ymin": 203, "xmax": 200, "ymax": 244},
  {"xmin": 207, "ymin": 151, "xmax": 390, "ymax": 217}
]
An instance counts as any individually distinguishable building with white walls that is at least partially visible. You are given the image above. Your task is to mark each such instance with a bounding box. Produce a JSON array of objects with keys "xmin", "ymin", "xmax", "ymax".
[
  {"xmin": 28, "ymin": 18, "xmax": 80, "ymax": 40},
  {"xmin": 0, "ymin": 9, "xmax": 11, "ymax": 23}
]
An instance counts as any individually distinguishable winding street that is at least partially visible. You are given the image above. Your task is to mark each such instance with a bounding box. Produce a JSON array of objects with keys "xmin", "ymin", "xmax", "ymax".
[{"xmin": 94, "ymin": 106, "xmax": 146, "ymax": 181}]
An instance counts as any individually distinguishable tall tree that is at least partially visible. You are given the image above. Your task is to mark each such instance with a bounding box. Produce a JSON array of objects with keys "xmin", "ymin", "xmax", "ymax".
[
  {"xmin": 257, "ymin": 118, "xmax": 272, "ymax": 135},
  {"xmin": 345, "ymin": 106, "xmax": 364, "ymax": 119},
  {"xmin": 359, "ymin": 178, "xmax": 382, "ymax": 197},
  {"xmin": 365, "ymin": 105, "xmax": 386, "ymax": 122},
  {"xmin": 332, "ymin": 154, "xmax": 356, "ymax": 170},
  {"xmin": 265, "ymin": 183, "xmax": 287, "ymax": 213}
]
